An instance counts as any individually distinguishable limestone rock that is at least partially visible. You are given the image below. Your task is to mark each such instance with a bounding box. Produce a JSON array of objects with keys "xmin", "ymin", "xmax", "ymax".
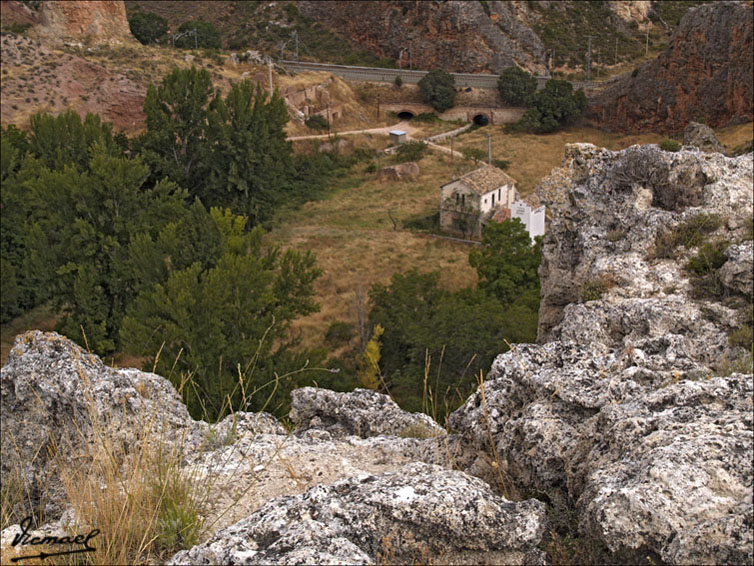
[
  {"xmin": 719, "ymin": 240, "xmax": 754, "ymax": 298},
  {"xmin": 683, "ymin": 121, "xmax": 728, "ymax": 154},
  {"xmin": 169, "ymin": 462, "xmax": 547, "ymax": 565},
  {"xmin": 450, "ymin": 140, "xmax": 754, "ymax": 563},
  {"xmin": 378, "ymin": 161, "xmax": 421, "ymax": 181},
  {"xmin": 449, "ymin": 343, "xmax": 753, "ymax": 563},
  {"xmin": 536, "ymin": 143, "xmax": 753, "ymax": 354},
  {"xmin": 290, "ymin": 387, "xmax": 444, "ymax": 439},
  {"xmin": 575, "ymin": 374, "xmax": 754, "ymax": 563},
  {"xmin": 0, "ymin": 331, "xmax": 204, "ymax": 521}
]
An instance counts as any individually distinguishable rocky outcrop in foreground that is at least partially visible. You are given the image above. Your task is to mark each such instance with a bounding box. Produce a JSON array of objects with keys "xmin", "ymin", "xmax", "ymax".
[
  {"xmin": 451, "ymin": 143, "xmax": 753, "ymax": 563},
  {"xmin": 589, "ymin": 1, "xmax": 753, "ymax": 132},
  {"xmin": 170, "ymin": 462, "xmax": 546, "ymax": 565}
]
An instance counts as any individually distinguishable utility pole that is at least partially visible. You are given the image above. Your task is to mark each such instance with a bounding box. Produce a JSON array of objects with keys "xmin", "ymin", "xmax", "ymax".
[
  {"xmin": 585, "ymin": 36, "xmax": 593, "ymax": 85},
  {"xmin": 451, "ymin": 135, "xmax": 454, "ymax": 164},
  {"xmin": 268, "ymin": 58, "xmax": 273, "ymax": 99},
  {"xmin": 294, "ymin": 30, "xmax": 299, "ymax": 61},
  {"xmin": 409, "ymin": 46, "xmax": 412, "ymax": 70},
  {"xmin": 614, "ymin": 36, "xmax": 618, "ymax": 66},
  {"xmin": 487, "ymin": 134, "xmax": 491, "ymax": 165},
  {"xmin": 645, "ymin": 30, "xmax": 649, "ymax": 57}
]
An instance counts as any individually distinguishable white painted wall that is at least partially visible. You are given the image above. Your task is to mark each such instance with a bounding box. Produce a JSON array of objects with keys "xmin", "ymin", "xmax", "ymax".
[{"xmin": 530, "ymin": 206, "xmax": 546, "ymax": 240}]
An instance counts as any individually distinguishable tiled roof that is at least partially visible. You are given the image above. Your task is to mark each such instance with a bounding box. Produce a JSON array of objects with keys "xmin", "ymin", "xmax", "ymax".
[{"xmin": 444, "ymin": 165, "xmax": 516, "ymax": 196}]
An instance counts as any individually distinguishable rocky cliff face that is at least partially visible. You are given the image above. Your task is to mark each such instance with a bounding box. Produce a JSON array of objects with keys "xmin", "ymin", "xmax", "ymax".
[
  {"xmin": 450, "ymin": 143, "xmax": 753, "ymax": 563},
  {"xmin": 588, "ymin": 1, "xmax": 753, "ymax": 133},
  {"xmin": 35, "ymin": 0, "xmax": 134, "ymax": 46},
  {"xmin": 298, "ymin": 0, "xmax": 548, "ymax": 75}
]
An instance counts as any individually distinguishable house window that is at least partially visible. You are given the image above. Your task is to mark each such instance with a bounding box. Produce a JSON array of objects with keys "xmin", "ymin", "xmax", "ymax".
[
  {"xmin": 456, "ymin": 193, "xmax": 460, "ymax": 205},
  {"xmin": 492, "ymin": 193, "xmax": 495, "ymax": 206},
  {"xmin": 498, "ymin": 188, "xmax": 501, "ymax": 200},
  {"xmin": 461, "ymin": 194, "xmax": 466, "ymax": 206}
]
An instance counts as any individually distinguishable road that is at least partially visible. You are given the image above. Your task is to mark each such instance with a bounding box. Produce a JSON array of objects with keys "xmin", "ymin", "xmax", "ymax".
[{"xmin": 282, "ymin": 60, "xmax": 602, "ymax": 91}]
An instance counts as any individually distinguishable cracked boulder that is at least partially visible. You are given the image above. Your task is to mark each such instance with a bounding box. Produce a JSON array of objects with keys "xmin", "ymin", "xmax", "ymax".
[{"xmin": 169, "ymin": 462, "xmax": 547, "ymax": 565}]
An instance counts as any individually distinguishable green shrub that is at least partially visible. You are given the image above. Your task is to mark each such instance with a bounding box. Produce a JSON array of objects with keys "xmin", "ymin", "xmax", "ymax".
[
  {"xmin": 394, "ymin": 141, "xmax": 427, "ymax": 163},
  {"xmin": 729, "ymin": 325, "xmax": 753, "ymax": 350},
  {"xmin": 659, "ymin": 138, "xmax": 682, "ymax": 152},
  {"xmin": 418, "ymin": 69, "xmax": 457, "ymax": 113},
  {"xmin": 649, "ymin": 213, "xmax": 722, "ymax": 259},
  {"xmin": 412, "ymin": 112, "xmax": 439, "ymax": 123},
  {"xmin": 305, "ymin": 114, "xmax": 329, "ymax": 131},
  {"xmin": 492, "ymin": 158, "xmax": 510, "ymax": 170},
  {"xmin": 462, "ymin": 147, "xmax": 487, "ymax": 162},
  {"xmin": 514, "ymin": 79, "xmax": 587, "ymax": 133},
  {"xmin": 394, "ymin": 75, "xmax": 403, "ymax": 88},
  {"xmin": 128, "ymin": 11, "xmax": 168, "ymax": 45},
  {"xmin": 685, "ymin": 240, "xmax": 728, "ymax": 275},
  {"xmin": 673, "ymin": 213, "xmax": 723, "ymax": 248},
  {"xmin": 325, "ymin": 321, "xmax": 355, "ymax": 346},
  {"xmin": 581, "ymin": 280, "xmax": 608, "ymax": 302},
  {"xmin": 497, "ymin": 66, "xmax": 537, "ymax": 106},
  {"xmin": 3, "ymin": 22, "xmax": 31, "ymax": 34},
  {"xmin": 175, "ymin": 20, "xmax": 221, "ymax": 49}
]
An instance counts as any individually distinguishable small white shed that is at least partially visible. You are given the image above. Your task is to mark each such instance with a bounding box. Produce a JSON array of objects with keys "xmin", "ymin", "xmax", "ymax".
[{"xmin": 389, "ymin": 130, "xmax": 407, "ymax": 144}]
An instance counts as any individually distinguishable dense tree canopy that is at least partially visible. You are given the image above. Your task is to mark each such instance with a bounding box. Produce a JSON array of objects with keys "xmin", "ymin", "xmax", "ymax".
[
  {"xmin": 515, "ymin": 79, "xmax": 587, "ymax": 133},
  {"xmin": 121, "ymin": 208, "xmax": 323, "ymax": 420},
  {"xmin": 138, "ymin": 67, "xmax": 311, "ymax": 226},
  {"xmin": 174, "ymin": 20, "xmax": 221, "ymax": 49},
  {"xmin": 128, "ymin": 11, "xmax": 168, "ymax": 45},
  {"xmin": 469, "ymin": 219, "xmax": 542, "ymax": 308},
  {"xmin": 368, "ymin": 270, "xmax": 508, "ymax": 418},
  {"xmin": 497, "ymin": 66, "xmax": 537, "ymax": 106},
  {"xmin": 418, "ymin": 69, "xmax": 457, "ymax": 113}
]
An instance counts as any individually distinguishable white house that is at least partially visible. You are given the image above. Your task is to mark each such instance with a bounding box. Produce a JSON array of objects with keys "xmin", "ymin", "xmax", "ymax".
[{"xmin": 440, "ymin": 165, "xmax": 519, "ymax": 239}]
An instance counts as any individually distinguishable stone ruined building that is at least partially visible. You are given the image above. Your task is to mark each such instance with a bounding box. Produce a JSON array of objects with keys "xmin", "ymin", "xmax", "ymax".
[{"xmin": 440, "ymin": 164, "xmax": 527, "ymax": 240}]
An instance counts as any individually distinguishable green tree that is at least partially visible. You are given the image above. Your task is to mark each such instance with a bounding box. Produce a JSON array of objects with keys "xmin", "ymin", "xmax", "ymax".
[
  {"xmin": 497, "ymin": 66, "xmax": 537, "ymax": 106},
  {"xmin": 121, "ymin": 208, "xmax": 323, "ymax": 420},
  {"xmin": 28, "ymin": 110, "xmax": 121, "ymax": 172},
  {"xmin": 128, "ymin": 11, "xmax": 168, "ymax": 45},
  {"xmin": 368, "ymin": 270, "xmax": 506, "ymax": 417},
  {"xmin": 418, "ymin": 69, "xmax": 457, "ymax": 113},
  {"xmin": 515, "ymin": 79, "xmax": 587, "ymax": 133},
  {"xmin": 1, "ymin": 114, "xmax": 125, "ymax": 322},
  {"xmin": 137, "ymin": 66, "xmax": 216, "ymax": 191},
  {"xmin": 174, "ymin": 20, "xmax": 221, "ymax": 49},
  {"xmin": 139, "ymin": 68, "xmax": 310, "ymax": 226},
  {"xmin": 23, "ymin": 144, "xmax": 187, "ymax": 353},
  {"xmin": 203, "ymin": 80, "xmax": 295, "ymax": 224},
  {"xmin": 469, "ymin": 218, "xmax": 542, "ymax": 308}
]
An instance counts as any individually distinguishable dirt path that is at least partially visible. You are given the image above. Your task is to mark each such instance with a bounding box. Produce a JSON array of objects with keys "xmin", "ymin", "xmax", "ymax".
[
  {"xmin": 290, "ymin": 119, "xmax": 467, "ymax": 160},
  {"xmin": 287, "ymin": 120, "xmax": 418, "ymax": 141}
]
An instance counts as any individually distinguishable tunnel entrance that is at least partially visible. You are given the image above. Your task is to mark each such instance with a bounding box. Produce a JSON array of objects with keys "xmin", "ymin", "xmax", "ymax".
[
  {"xmin": 473, "ymin": 114, "xmax": 490, "ymax": 126},
  {"xmin": 397, "ymin": 111, "xmax": 415, "ymax": 120}
]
